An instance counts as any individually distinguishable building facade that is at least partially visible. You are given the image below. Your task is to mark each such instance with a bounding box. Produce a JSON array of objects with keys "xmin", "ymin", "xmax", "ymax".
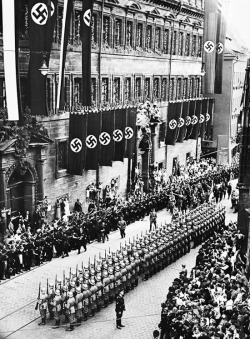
[{"xmin": 0, "ymin": 0, "xmax": 205, "ymax": 230}]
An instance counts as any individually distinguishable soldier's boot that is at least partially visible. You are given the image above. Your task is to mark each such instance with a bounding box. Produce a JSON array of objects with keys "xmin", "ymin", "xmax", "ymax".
[
  {"xmin": 63, "ymin": 315, "xmax": 69, "ymax": 324},
  {"xmin": 83, "ymin": 313, "xmax": 88, "ymax": 321},
  {"xmin": 52, "ymin": 319, "xmax": 60, "ymax": 329},
  {"xmin": 75, "ymin": 317, "xmax": 81, "ymax": 326},
  {"xmin": 66, "ymin": 324, "xmax": 74, "ymax": 331},
  {"xmin": 143, "ymin": 274, "xmax": 148, "ymax": 281},
  {"xmin": 38, "ymin": 318, "xmax": 46, "ymax": 325},
  {"xmin": 97, "ymin": 305, "xmax": 101, "ymax": 312},
  {"xmin": 50, "ymin": 312, "xmax": 54, "ymax": 320},
  {"xmin": 125, "ymin": 286, "xmax": 130, "ymax": 294},
  {"xmin": 91, "ymin": 310, "xmax": 95, "ymax": 317}
]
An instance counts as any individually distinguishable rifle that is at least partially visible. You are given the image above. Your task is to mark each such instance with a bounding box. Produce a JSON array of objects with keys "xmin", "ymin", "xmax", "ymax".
[
  {"xmin": 35, "ymin": 282, "xmax": 41, "ymax": 310},
  {"xmin": 47, "ymin": 278, "xmax": 48, "ymax": 294},
  {"xmin": 55, "ymin": 275, "xmax": 57, "ymax": 290},
  {"xmin": 63, "ymin": 270, "xmax": 65, "ymax": 286}
]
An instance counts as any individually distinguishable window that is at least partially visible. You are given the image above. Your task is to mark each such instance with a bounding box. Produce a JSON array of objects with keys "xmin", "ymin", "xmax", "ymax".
[
  {"xmin": 19, "ymin": 1, "xmax": 29, "ymax": 40},
  {"xmin": 126, "ymin": 21, "xmax": 133, "ymax": 47},
  {"xmin": 169, "ymin": 78, "xmax": 175, "ymax": 101},
  {"xmin": 190, "ymin": 78, "xmax": 195, "ymax": 98},
  {"xmin": 74, "ymin": 10, "xmax": 81, "ymax": 46},
  {"xmin": 185, "ymin": 33, "xmax": 190, "ymax": 56},
  {"xmin": 103, "ymin": 17, "xmax": 110, "ymax": 46},
  {"xmin": 198, "ymin": 36, "xmax": 202, "ymax": 57},
  {"xmin": 135, "ymin": 78, "xmax": 141, "ymax": 99},
  {"xmin": 124, "ymin": 78, "xmax": 131, "ymax": 102},
  {"xmin": 102, "ymin": 78, "xmax": 109, "ymax": 103},
  {"xmin": 153, "ymin": 78, "xmax": 160, "ymax": 99},
  {"xmin": 179, "ymin": 32, "xmax": 184, "ymax": 56},
  {"xmin": 192, "ymin": 35, "xmax": 197, "ymax": 57},
  {"xmin": 144, "ymin": 78, "xmax": 150, "ymax": 99},
  {"xmin": 56, "ymin": 6, "xmax": 64, "ymax": 44},
  {"xmin": 113, "ymin": 78, "xmax": 120, "ymax": 104},
  {"xmin": 91, "ymin": 13, "xmax": 97, "ymax": 46},
  {"xmin": 0, "ymin": 78, "xmax": 6, "ymax": 108},
  {"xmin": 91, "ymin": 78, "xmax": 97, "ymax": 105},
  {"xmin": 136, "ymin": 23, "xmax": 143, "ymax": 47},
  {"xmin": 161, "ymin": 78, "xmax": 167, "ymax": 101},
  {"xmin": 114, "ymin": 18, "xmax": 122, "ymax": 47},
  {"xmin": 173, "ymin": 31, "xmax": 177, "ymax": 55},
  {"xmin": 183, "ymin": 78, "xmax": 188, "ymax": 99},
  {"xmin": 177, "ymin": 78, "xmax": 182, "ymax": 100},
  {"xmin": 155, "ymin": 27, "xmax": 161, "ymax": 50},
  {"xmin": 73, "ymin": 78, "xmax": 82, "ymax": 105},
  {"xmin": 196, "ymin": 78, "xmax": 200, "ymax": 97},
  {"xmin": 57, "ymin": 140, "xmax": 68, "ymax": 171},
  {"xmin": 146, "ymin": 26, "xmax": 152, "ymax": 50},
  {"xmin": 163, "ymin": 29, "xmax": 169, "ymax": 54}
]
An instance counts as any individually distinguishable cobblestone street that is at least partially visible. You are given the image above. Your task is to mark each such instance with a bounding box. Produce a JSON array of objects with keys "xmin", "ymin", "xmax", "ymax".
[{"xmin": 0, "ymin": 183, "xmax": 238, "ymax": 339}]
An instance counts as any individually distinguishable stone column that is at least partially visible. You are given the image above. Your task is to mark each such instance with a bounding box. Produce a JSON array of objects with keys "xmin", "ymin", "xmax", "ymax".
[
  {"xmin": 36, "ymin": 147, "xmax": 46, "ymax": 204},
  {"xmin": 141, "ymin": 148, "xmax": 150, "ymax": 192}
]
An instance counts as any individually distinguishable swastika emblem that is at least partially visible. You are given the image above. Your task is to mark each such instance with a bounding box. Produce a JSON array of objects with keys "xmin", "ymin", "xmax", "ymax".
[
  {"xmin": 216, "ymin": 42, "xmax": 224, "ymax": 54},
  {"xmin": 125, "ymin": 127, "xmax": 134, "ymax": 139},
  {"xmin": 199, "ymin": 114, "xmax": 205, "ymax": 124},
  {"xmin": 70, "ymin": 138, "xmax": 82, "ymax": 153},
  {"xmin": 169, "ymin": 119, "xmax": 177, "ymax": 130},
  {"xmin": 206, "ymin": 113, "xmax": 210, "ymax": 122},
  {"xmin": 31, "ymin": 3, "xmax": 49, "ymax": 25},
  {"xmin": 178, "ymin": 118, "xmax": 185, "ymax": 128},
  {"xmin": 113, "ymin": 129, "xmax": 123, "ymax": 142},
  {"xmin": 99, "ymin": 132, "xmax": 111, "ymax": 146},
  {"xmin": 204, "ymin": 40, "xmax": 215, "ymax": 53},
  {"xmin": 83, "ymin": 9, "xmax": 91, "ymax": 27},
  {"xmin": 185, "ymin": 116, "xmax": 191, "ymax": 126},
  {"xmin": 191, "ymin": 115, "xmax": 198, "ymax": 125},
  {"xmin": 86, "ymin": 135, "xmax": 97, "ymax": 148}
]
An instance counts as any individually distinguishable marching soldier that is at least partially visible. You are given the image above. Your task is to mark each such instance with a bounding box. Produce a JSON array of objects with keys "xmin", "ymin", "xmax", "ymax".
[
  {"xmin": 82, "ymin": 282, "xmax": 90, "ymax": 321},
  {"xmin": 75, "ymin": 286, "xmax": 83, "ymax": 325},
  {"xmin": 61, "ymin": 285, "xmax": 69, "ymax": 324},
  {"xmin": 38, "ymin": 288, "xmax": 48, "ymax": 325},
  {"xmin": 51, "ymin": 289, "xmax": 62, "ymax": 329},
  {"xmin": 65, "ymin": 291, "xmax": 76, "ymax": 331}
]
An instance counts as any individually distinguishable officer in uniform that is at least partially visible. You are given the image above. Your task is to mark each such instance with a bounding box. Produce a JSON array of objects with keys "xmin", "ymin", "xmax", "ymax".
[
  {"xmin": 50, "ymin": 289, "xmax": 62, "ymax": 329},
  {"xmin": 38, "ymin": 287, "xmax": 48, "ymax": 325},
  {"xmin": 65, "ymin": 291, "xmax": 76, "ymax": 331},
  {"xmin": 115, "ymin": 290, "xmax": 126, "ymax": 329}
]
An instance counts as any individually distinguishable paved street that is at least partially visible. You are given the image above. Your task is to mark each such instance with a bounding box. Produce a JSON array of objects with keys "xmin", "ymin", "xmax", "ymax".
[{"xmin": 0, "ymin": 181, "xmax": 238, "ymax": 339}]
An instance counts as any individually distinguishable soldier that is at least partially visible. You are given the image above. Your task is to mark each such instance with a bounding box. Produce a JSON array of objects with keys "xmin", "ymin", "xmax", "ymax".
[
  {"xmin": 149, "ymin": 208, "xmax": 157, "ymax": 232},
  {"xmin": 61, "ymin": 285, "xmax": 69, "ymax": 324},
  {"xmin": 115, "ymin": 290, "xmax": 126, "ymax": 329},
  {"xmin": 75, "ymin": 286, "xmax": 83, "ymax": 325},
  {"xmin": 51, "ymin": 289, "xmax": 62, "ymax": 329},
  {"xmin": 65, "ymin": 291, "xmax": 76, "ymax": 331},
  {"xmin": 38, "ymin": 288, "xmax": 48, "ymax": 325},
  {"xmin": 48, "ymin": 282, "xmax": 55, "ymax": 320}
]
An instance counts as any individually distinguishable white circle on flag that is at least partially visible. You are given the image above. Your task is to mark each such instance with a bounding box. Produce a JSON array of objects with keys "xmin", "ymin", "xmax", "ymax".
[
  {"xmin": 99, "ymin": 132, "xmax": 111, "ymax": 146},
  {"xmin": 216, "ymin": 42, "xmax": 224, "ymax": 54},
  {"xmin": 113, "ymin": 129, "xmax": 123, "ymax": 142},
  {"xmin": 83, "ymin": 9, "xmax": 91, "ymax": 27},
  {"xmin": 178, "ymin": 118, "xmax": 185, "ymax": 128},
  {"xmin": 185, "ymin": 116, "xmax": 191, "ymax": 126},
  {"xmin": 86, "ymin": 135, "xmax": 97, "ymax": 148},
  {"xmin": 70, "ymin": 138, "xmax": 82, "ymax": 153},
  {"xmin": 191, "ymin": 115, "xmax": 198, "ymax": 125},
  {"xmin": 31, "ymin": 3, "xmax": 49, "ymax": 25},
  {"xmin": 206, "ymin": 113, "xmax": 210, "ymax": 122},
  {"xmin": 204, "ymin": 40, "xmax": 215, "ymax": 53},
  {"xmin": 169, "ymin": 119, "xmax": 177, "ymax": 130},
  {"xmin": 199, "ymin": 114, "xmax": 205, "ymax": 124},
  {"xmin": 125, "ymin": 127, "xmax": 134, "ymax": 139}
]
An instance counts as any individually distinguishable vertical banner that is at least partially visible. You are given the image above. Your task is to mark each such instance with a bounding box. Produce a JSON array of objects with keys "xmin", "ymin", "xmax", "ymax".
[
  {"xmin": 203, "ymin": 0, "xmax": 218, "ymax": 94},
  {"xmin": 81, "ymin": 0, "xmax": 93, "ymax": 106},
  {"xmin": 199, "ymin": 98, "xmax": 208, "ymax": 140},
  {"xmin": 174, "ymin": 101, "xmax": 183, "ymax": 143},
  {"xmin": 56, "ymin": 0, "xmax": 73, "ymax": 110},
  {"xmin": 177, "ymin": 100, "xmax": 189, "ymax": 143},
  {"xmin": 85, "ymin": 111, "xmax": 101, "ymax": 170},
  {"xmin": 2, "ymin": 0, "xmax": 21, "ymax": 120},
  {"xmin": 68, "ymin": 112, "xmax": 87, "ymax": 175},
  {"xmin": 165, "ymin": 102, "xmax": 181, "ymax": 146},
  {"xmin": 124, "ymin": 106, "xmax": 137, "ymax": 158},
  {"xmin": 113, "ymin": 107, "xmax": 126, "ymax": 162},
  {"xmin": 185, "ymin": 99, "xmax": 195, "ymax": 140},
  {"xmin": 28, "ymin": 0, "xmax": 58, "ymax": 116},
  {"xmin": 205, "ymin": 98, "xmax": 214, "ymax": 140},
  {"xmin": 214, "ymin": 0, "xmax": 227, "ymax": 94},
  {"xmin": 99, "ymin": 109, "xmax": 114, "ymax": 167},
  {"xmin": 189, "ymin": 99, "xmax": 202, "ymax": 140}
]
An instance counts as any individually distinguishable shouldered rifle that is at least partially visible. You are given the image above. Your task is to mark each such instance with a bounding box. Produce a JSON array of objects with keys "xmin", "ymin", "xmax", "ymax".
[{"xmin": 35, "ymin": 282, "xmax": 41, "ymax": 310}]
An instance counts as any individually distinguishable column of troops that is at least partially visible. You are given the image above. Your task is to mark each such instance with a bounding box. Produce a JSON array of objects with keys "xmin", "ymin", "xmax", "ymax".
[{"xmin": 36, "ymin": 202, "xmax": 225, "ymax": 331}]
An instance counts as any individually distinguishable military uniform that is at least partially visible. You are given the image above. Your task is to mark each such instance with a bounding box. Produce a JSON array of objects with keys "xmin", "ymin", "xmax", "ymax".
[
  {"xmin": 38, "ymin": 288, "xmax": 48, "ymax": 325},
  {"xmin": 50, "ymin": 289, "xmax": 62, "ymax": 328},
  {"xmin": 115, "ymin": 291, "xmax": 125, "ymax": 329},
  {"xmin": 75, "ymin": 286, "xmax": 83, "ymax": 325},
  {"xmin": 65, "ymin": 291, "xmax": 76, "ymax": 331}
]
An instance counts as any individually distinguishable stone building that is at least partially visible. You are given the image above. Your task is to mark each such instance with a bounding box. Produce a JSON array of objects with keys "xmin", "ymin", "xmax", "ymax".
[{"xmin": 0, "ymin": 0, "xmax": 205, "ymax": 228}]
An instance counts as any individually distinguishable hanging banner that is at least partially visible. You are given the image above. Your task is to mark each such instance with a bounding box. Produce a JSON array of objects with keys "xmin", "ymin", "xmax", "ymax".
[
  {"xmin": 68, "ymin": 112, "xmax": 87, "ymax": 175},
  {"xmin": 185, "ymin": 100, "xmax": 195, "ymax": 140},
  {"xmin": 2, "ymin": 0, "xmax": 21, "ymax": 120},
  {"xmin": 99, "ymin": 109, "xmax": 114, "ymax": 167},
  {"xmin": 203, "ymin": 0, "xmax": 218, "ymax": 94},
  {"xmin": 199, "ymin": 98, "xmax": 208, "ymax": 140},
  {"xmin": 205, "ymin": 98, "xmax": 214, "ymax": 141},
  {"xmin": 124, "ymin": 106, "xmax": 137, "ymax": 159},
  {"xmin": 174, "ymin": 101, "xmax": 183, "ymax": 143},
  {"xmin": 165, "ymin": 102, "xmax": 181, "ymax": 146},
  {"xmin": 28, "ymin": 0, "xmax": 58, "ymax": 116},
  {"xmin": 85, "ymin": 111, "xmax": 101, "ymax": 170},
  {"xmin": 177, "ymin": 100, "xmax": 189, "ymax": 143},
  {"xmin": 113, "ymin": 107, "xmax": 126, "ymax": 162},
  {"xmin": 189, "ymin": 99, "xmax": 201, "ymax": 140},
  {"xmin": 56, "ymin": 0, "xmax": 73, "ymax": 110},
  {"xmin": 81, "ymin": 0, "xmax": 93, "ymax": 106}
]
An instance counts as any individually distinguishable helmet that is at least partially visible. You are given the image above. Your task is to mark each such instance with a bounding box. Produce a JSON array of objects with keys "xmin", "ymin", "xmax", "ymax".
[
  {"xmin": 76, "ymin": 287, "xmax": 81, "ymax": 293},
  {"xmin": 55, "ymin": 289, "xmax": 60, "ymax": 296},
  {"xmin": 68, "ymin": 291, "xmax": 73, "ymax": 298}
]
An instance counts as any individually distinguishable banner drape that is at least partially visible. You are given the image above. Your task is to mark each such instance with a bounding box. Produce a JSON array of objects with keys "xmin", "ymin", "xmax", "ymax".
[
  {"xmin": 185, "ymin": 100, "xmax": 195, "ymax": 140},
  {"xmin": 199, "ymin": 98, "xmax": 208, "ymax": 140},
  {"xmin": 124, "ymin": 107, "xmax": 137, "ymax": 159},
  {"xmin": 85, "ymin": 112, "xmax": 101, "ymax": 170},
  {"xmin": 174, "ymin": 101, "xmax": 183, "ymax": 143},
  {"xmin": 113, "ymin": 108, "xmax": 126, "ymax": 162},
  {"xmin": 177, "ymin": 100, "xmax": 189, "ymax": 143},
  {"xmin": 99, "ymin": 109, "xmax": 114, "ymax": 167},
  {"xmin": 165, "ymin": 102, "xmax": 181, "ymax": 146},
  {"xmin": 68, "ymin": 112, "xmax": 87, "ymax": 175},
  {"xmin": 205, "ymin": 98, "xmax": 214, "ymax": 141},
  {"xmin": 189, "ymin": 99, "xmax": 201, "ymax": 140}
]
